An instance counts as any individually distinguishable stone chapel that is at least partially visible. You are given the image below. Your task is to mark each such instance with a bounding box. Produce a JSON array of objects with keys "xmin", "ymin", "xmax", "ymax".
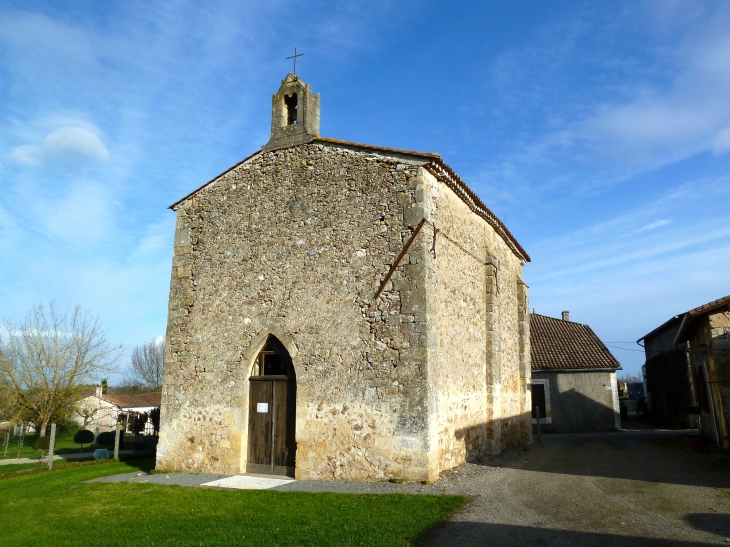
[{"xmin": 156, "ymin": 74, "xmax": 532, "ymax": 482}]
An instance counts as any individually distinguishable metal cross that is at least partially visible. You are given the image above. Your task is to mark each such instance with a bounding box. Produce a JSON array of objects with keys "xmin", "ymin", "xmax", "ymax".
[{"xmin": 286, "ymin": 47, "xmax": 304, "ymax": 75}]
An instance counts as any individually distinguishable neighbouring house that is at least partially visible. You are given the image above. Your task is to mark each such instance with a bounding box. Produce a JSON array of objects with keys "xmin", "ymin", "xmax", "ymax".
[
  {"xmin": 530, "ymin": 311, "xmax": 622, "ymax": 433},
  {"xmin": 637, "ymin": 315, "xmax": 697, "ymax": 429},
  {"xmin": 674, "ymin": 294, "xmax": 730, "ymax": 448},
  {"xmin": 156, "ymin": 74, "xmax": 533, "ymax": 482},
  {"xmin": 75, "ymin": 388, "xmax": 161, "ymax": 435}
]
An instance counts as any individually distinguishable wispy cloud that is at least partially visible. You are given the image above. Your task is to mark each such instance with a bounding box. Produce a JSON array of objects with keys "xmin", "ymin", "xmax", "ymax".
[
  {"xmin": 475, "ymin": 1, "xmax": 730, "ymax": 207},
  {"xmin": 11, "ymin": 126, "xmax": 109, "ymax": 166},
  {"xmin": 633, "ymin": 219, "xmax": 670, "ymax": 234},
  {"xmin": 0, "ymin": 1, "xmax": 413, "ymax": 380}
]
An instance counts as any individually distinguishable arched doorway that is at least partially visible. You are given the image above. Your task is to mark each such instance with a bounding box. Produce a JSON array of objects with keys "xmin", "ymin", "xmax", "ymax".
[{"xmin": 247, "ymin": 335, "xmax": 296, "ymax": 477}]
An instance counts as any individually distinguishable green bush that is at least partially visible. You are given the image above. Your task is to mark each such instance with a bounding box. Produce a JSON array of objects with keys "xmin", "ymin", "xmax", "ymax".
[
  {"xmin": 95, "ymin": 431, "xmax": 116, "ymax": 447},
  {"xmin": 73, "ymin": 429, "xmax": 94, "ymax": 447},
  {"xmin": 34, "ymin": 436, "xmax": 50, "ymax": 451},
  {"xmin": 149, "ymin": 407, "xmax": 160, "ymax": 435}
]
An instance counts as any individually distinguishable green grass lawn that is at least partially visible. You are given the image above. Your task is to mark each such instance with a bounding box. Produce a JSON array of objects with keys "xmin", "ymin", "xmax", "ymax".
[{"xmin": 1, "ymin": 459, "xmax": 464, "ymax": 547}]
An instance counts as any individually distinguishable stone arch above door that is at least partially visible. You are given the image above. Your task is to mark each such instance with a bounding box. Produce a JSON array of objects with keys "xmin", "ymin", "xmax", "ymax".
[{"xmin": 242, "ymin": 329, "xmax": 298, "ymax": 377}]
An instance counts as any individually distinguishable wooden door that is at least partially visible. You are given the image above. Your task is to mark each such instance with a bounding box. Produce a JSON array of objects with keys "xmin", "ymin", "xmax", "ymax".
[
  {"xmin": 247, "ymin": 380, "xmax": 273, "ymax": 472},
  {"xmin": 247, "ymin": 377, "xmax": 296, "ymax": 476},
  {"xmin": 272, "ymin": 378, "xmax": 296, "ymax": 472}
]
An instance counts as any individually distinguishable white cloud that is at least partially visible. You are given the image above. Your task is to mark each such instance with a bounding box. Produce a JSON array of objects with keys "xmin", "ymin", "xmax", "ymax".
[
  {"xmin": 11, "ymin": 126, "xmax": 109, "ymax": 166},
  {"xmin": 581, "ymin": 9, "xmax": 730, "ymax": 167},
  {"xmin": 475, "ymin": 2, "xmax": 730, "ymax": 206}
]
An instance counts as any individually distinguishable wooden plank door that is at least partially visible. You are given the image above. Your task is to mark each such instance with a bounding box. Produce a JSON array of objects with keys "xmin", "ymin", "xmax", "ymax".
[
  {"xmin": 272, "ymin": 378, "xmax": 296, "ymax": 475},
  {"xmin": 248, "ymin": 378, "xmax": 296, "ymax": 476},
  {"xmin": 247, "ymin": 380, "xmax": 273, "ymax": 473}
]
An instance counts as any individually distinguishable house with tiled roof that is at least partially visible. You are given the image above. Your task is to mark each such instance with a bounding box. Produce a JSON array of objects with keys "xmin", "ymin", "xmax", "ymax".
[
  {"xmin": 74, "ymin": 388, "xmax": 161, "ymax": 435},
  {"xmin": 530, "ymin": 311, "xmax": 622, "ymax": 433}
]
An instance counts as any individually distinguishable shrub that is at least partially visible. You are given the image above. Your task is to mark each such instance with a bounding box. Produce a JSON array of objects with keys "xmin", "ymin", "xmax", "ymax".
[
  {"xmin": 73, "ymin": 429, "xmax": 94, "ymax": 450},
  {"xmin": 130, "ymin": 413, "xmax": 148, "ymax": 437},
  {"xmin": 34, "ymin": 436, "xmax": 50, "ymax": 451},
  {"xmin": 95, "ymin": 431, "xmax": 116, "ymax": 447},
  {"xmin": 149, "ymin": 407, "xmax": 160, "ymax": 435}
]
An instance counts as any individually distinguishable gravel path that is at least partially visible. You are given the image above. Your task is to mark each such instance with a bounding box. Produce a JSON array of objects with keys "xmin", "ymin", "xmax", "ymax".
[{"xmin": 90, "ymin": 429, "xmax": 730, "ymax": 546}]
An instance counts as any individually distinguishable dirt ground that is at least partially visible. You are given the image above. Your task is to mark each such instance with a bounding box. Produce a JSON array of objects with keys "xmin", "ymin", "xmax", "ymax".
[{"xmin": 417, "ymin": 429, "xmax": 730, "ymax": 546}]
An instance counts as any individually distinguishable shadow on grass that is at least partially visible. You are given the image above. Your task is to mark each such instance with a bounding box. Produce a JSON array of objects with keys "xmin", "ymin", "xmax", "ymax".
[{"xmin": 0, "ymin": 457, "xmax": 154, "ymax": 480}]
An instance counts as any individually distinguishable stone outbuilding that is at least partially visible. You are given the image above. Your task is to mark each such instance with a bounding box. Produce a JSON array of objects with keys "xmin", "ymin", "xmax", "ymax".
[
  {"xmin": 156, "ymin": 74, "xmax": 533, "ymax": 481},
  {"xmin": 530, "ymin": 312, "xmax": 621, "ymax": 433},
  {"xmin": 674, "ymin": 294, "xmax": 730, "ymax": 448},
  {"xmin": 637, "ymin": 315, "xmax": 696, "ymax": 429}
]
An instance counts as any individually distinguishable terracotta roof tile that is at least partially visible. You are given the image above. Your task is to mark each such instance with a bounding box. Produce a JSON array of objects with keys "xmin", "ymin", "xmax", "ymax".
[
  {"xmin": 99, "ymin": 392, "xmax": 161, "ymax": 409},
  {"xmin": 530, "ymin": 314, "xmax": 621, "ymax": 371},
  {"xmin": 687, "ymin": 294, "xmax": 730, "ymax": 316}
]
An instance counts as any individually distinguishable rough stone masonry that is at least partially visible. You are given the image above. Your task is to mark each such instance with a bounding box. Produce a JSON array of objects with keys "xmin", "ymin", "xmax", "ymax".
[{"xmin": 156, "ymin": 74, "xmax": 533, "ymax": 481}]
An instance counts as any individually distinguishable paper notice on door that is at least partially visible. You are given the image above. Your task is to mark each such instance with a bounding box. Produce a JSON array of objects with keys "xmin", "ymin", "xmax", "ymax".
[{"xmin": 257, "ymin": 403, "xmax": 269, "ymax": 413}]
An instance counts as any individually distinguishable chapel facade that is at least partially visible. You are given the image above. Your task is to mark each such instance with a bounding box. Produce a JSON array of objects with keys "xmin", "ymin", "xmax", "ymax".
[{"xmin": 156, "ymin": 74, "xmax": 532, "ymax": 481}]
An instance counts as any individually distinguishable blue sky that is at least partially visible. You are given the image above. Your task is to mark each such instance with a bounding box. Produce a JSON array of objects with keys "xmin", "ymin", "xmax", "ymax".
[{"xmin": 1, "ymin": 1, "xmax": 729, "ymax": 380}]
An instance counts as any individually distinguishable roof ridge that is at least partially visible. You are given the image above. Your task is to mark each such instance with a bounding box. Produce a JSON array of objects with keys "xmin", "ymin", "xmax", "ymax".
[
  {"xmin": 530, "ymin": 312, "xmax": 585, "ymax": 326},
  {"xmin": 313, "ymin": 137, "xmax": 441, "ymax": 159}
]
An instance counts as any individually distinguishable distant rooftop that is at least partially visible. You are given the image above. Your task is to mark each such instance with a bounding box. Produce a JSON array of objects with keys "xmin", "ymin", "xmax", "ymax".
[
  {"xmin": 98, "ymin": 392, "xmax": 161, "ymax": 409},
  {"xmin": 531, "ymin": 313, "xmax": 621, "ymax": 371}
]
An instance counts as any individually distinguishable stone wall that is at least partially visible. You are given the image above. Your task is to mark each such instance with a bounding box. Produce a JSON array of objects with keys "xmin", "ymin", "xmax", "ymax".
[
  {"xmin": 422, "ymin": 170, "xmax": 531, "ymax": 472},
  {"xmin": 689, "ymin": 309, "xmax": 730, "ymax": 447},
  {"xmin": 158, "ymin": 143, "xmax": 442, "ymax": 480}
]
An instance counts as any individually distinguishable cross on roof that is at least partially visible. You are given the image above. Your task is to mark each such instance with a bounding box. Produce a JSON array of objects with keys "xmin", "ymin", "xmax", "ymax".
[{"xmin": 286, "ymin": 47, "xmax": 304, "ymax": 75}]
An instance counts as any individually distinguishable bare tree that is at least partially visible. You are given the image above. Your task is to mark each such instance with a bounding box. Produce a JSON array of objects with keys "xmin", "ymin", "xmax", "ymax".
[
  {"xmin": 127, "ymin": 338, "xmax": 165, "ymax": 390},
  {"xmin": 0, "ymin": 302, "xmax": 122, "ymax": 436},
  {"xmin": 75, "ymin": 398, "xmax": 102, "ymax": 429},
  {"xmin": 618, "ymin": 373, "xmax": 643, "ymax": 383}
]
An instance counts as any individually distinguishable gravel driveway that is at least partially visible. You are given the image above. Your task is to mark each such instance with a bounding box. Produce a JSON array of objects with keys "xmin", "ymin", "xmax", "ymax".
[
  {"xmin": 416, "ymin": 430, "xmax": 730, "ymax": 546},
  {"xmin": 93, "ymin": 429, "xmax": 730, "ymax": 545}
]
